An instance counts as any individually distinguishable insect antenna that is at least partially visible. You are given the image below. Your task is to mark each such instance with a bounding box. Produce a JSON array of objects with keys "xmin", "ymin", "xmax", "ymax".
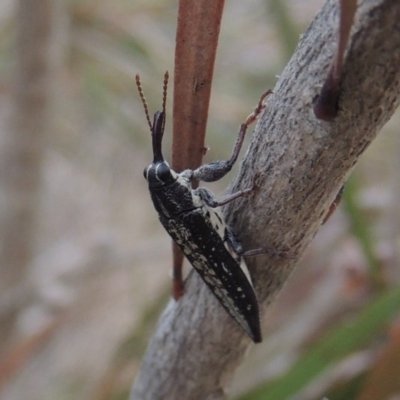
[
  {"xmin": 135, "ymin": 74, "xmax": 153, "ymax": 131},
  {"xmin": 162, "ymin": 71, "xmax": 169, "ymax": 116}
]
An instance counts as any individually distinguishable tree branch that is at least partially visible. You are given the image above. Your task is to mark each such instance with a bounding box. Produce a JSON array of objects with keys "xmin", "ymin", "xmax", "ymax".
[{"xmin": 130, "ymin": 0, "xmax": 400, "ymax": 399}]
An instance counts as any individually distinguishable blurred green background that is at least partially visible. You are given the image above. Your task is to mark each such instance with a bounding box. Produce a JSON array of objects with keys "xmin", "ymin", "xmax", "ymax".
[{"xmin": 1, "ymin": 1, "xmax": 400, "ymax": 399}]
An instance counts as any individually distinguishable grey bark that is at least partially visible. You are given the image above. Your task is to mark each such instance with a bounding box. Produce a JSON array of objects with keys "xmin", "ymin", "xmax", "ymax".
[{"xmin": 131, "ymin": 0, "xmax": 400, "ymax": 399}]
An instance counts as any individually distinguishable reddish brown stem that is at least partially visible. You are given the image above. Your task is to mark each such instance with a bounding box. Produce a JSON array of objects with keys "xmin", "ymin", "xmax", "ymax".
[
  {"xmin": 171, "ymin": 0, "xmax": 225, "ymax": 298},
  {"xmin": 314, "ymin": 0, "xmax": 357, "ymax": 120}
]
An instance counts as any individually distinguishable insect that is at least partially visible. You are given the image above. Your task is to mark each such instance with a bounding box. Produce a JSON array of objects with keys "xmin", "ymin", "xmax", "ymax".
[{"xmin": 136, "ymin": 72, "xmax": 271, "ymax": 343}]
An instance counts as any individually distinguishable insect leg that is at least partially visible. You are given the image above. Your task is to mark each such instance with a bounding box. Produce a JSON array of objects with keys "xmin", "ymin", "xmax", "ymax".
[
  {"xmin": 192, "ymin": 90, "xmax": 272, "ymax": 183},
  {"xmin": 226, "ymin": 217, "xmax": 294, "ymax": 259},
  {"xmin": 241, "ymin": 247, "xmax": 293, "ymax": 259},
  {"xmin": 191, "ymin": 124, "xmax": 248, "ymax": 183},
  {"xmin": 195, "ymin": 186, "xmax": 253, "ymax": 208}
]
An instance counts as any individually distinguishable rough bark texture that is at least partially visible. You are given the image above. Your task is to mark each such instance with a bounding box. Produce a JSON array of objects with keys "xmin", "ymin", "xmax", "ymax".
[{"xmin": 130, "ymin": 0, "xmax": 400, "ymax": 399}]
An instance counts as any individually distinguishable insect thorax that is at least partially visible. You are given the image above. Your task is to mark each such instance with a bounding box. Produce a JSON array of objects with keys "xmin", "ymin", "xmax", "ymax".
[{"xmin": 147, "ymin": 168, "xmax": 194, "ymax": 217}]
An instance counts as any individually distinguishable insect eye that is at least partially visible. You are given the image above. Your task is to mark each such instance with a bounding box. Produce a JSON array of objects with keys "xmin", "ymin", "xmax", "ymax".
[
  {"xmin": 143, "ymin": 167, "xmax": 148, "ymax": 180},
  {"xmin": 156, "ymin": 163, "xmax": 172, "ymax": 181}
]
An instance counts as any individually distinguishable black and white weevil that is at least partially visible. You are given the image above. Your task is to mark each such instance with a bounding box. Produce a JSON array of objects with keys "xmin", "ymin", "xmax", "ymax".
[{"xmin": 137, "ymin": 72, "xmax": 271, "ymax": 343}]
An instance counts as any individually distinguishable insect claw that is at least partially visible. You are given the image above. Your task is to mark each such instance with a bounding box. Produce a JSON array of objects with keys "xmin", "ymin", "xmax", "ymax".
[{"xmin": 245, "ymin": 89, "xmax": 273, "ymax": 126}]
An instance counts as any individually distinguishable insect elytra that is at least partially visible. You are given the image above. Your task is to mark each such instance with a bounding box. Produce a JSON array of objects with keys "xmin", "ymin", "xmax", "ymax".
[{"xmin": 137, "ymin": 72, "xmax": 271, "ymax": 343}]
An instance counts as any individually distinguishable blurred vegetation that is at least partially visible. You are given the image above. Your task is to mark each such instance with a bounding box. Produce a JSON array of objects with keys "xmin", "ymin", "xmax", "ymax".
[
  {"xmin": 0, "ymin": 0, "xmax": 399, "ymax": 400},
  {"xmin": 241, "ymin": 288, "xmax": 400, "ymax": 400}
]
